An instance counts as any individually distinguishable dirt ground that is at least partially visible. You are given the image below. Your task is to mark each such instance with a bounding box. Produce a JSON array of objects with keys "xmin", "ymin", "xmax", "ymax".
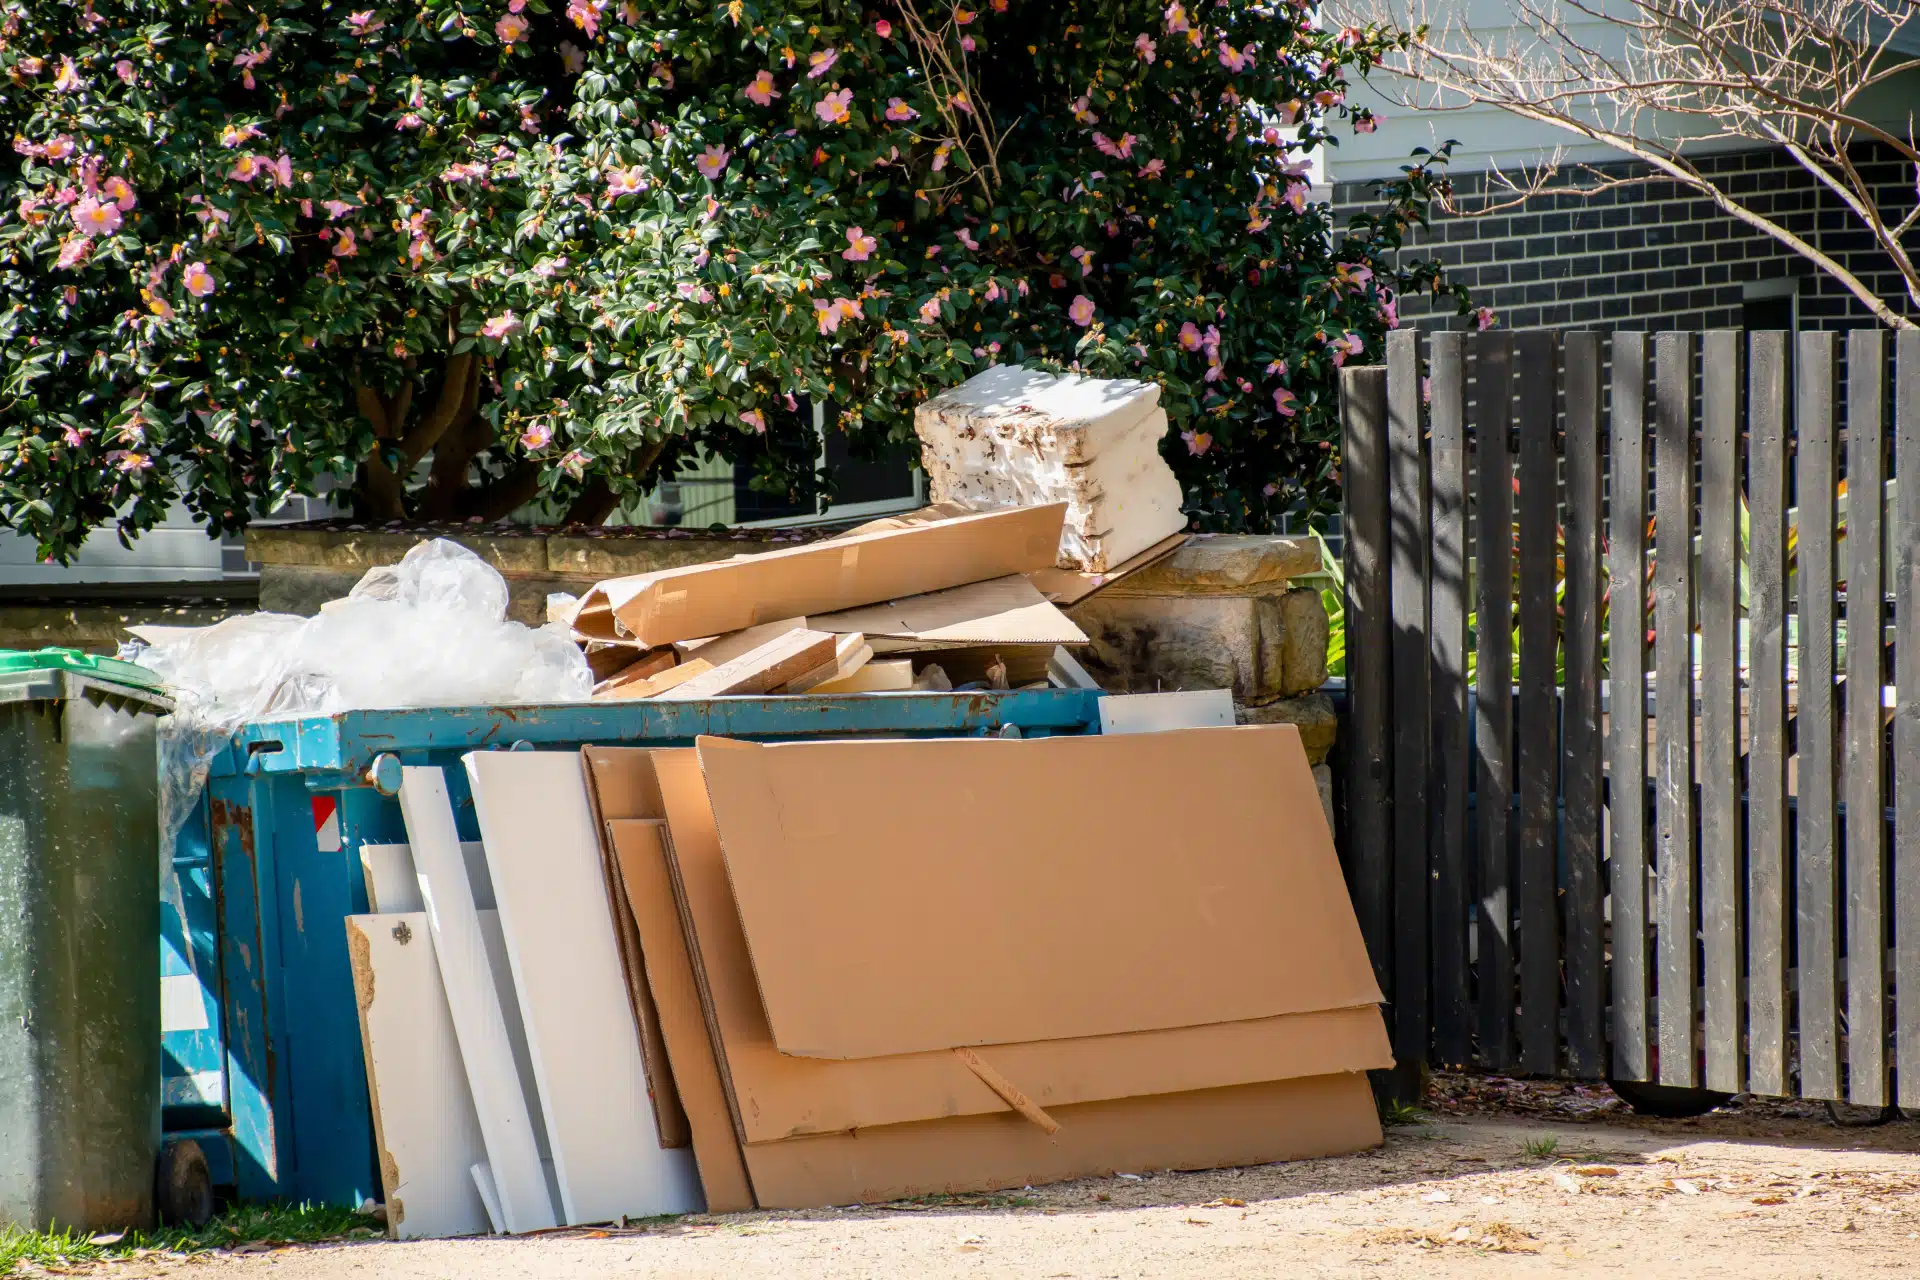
[{"xmin": 112, "ymin": 1079, "xmax": 1920, "ymax": 1279}]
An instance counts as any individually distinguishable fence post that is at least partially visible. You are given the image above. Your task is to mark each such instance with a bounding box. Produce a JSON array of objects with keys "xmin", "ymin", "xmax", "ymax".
[
  {"xmin": 1339, "ymin": 364, "xmax": 1396, "ymax": 1073},
  {"xmin": 1386, "ymin": 331, "xmax": 1430, "ymax": 1093}
]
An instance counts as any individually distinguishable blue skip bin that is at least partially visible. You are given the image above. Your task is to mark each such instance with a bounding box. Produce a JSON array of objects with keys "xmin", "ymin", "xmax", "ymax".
[{"xmin": 161, "ymin": 690, "xmax": 1104, "ymax": 1208}]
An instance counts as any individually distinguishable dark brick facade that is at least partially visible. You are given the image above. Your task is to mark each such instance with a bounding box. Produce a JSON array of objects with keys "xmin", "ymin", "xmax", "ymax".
[{"xmin": 1334, "ymin": 145, "xmax": 1919, "ymax": 333}]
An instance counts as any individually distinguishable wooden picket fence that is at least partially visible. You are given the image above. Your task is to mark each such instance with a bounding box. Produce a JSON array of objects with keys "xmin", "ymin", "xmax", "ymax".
[{"xmin": 1338, "ymin": 328, "xmax": 1920, "ymax": 1104}]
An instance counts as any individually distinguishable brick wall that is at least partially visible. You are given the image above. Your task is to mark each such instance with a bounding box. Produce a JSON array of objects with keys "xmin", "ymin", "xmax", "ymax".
[{"xmin": 1335, "ymin": 145, "xmax": 1918, "ymax": 332}]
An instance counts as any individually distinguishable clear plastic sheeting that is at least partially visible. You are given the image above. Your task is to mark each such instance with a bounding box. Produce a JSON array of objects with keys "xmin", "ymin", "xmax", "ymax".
[{"xmin": 132, "ymin": 538, "xmax": 592, "ymax": 869}]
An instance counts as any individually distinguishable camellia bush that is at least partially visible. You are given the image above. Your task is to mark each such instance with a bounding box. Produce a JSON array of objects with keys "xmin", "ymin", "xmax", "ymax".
[{"xmin": 0, "ymin": 0, "xmax": 1471, "ymax": 561}]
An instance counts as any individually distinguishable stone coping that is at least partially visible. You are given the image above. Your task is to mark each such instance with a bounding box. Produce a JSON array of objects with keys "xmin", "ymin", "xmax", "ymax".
[{"xmin": 246, "ymin": 520, "xmax": 837, "ymax": 577}]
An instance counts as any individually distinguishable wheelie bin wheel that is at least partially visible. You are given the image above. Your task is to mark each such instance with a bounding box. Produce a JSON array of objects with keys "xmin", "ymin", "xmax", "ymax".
[{"xmin": 155, "ymin": 1139, "xmax": 214, "ymax": 1228}]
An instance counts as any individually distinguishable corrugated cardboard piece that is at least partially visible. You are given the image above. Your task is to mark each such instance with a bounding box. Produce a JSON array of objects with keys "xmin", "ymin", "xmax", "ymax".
[
  {"xmin": 810, "ymin": 575, "xmax": 1087, "ymax": 650},
  {"xmin": 572, "ymin": 503, "xmax": 1066, "ymax": 648},
  {"xmin": 696, "ymin": 725, "xmax": 1381, "ymax": 1060}
]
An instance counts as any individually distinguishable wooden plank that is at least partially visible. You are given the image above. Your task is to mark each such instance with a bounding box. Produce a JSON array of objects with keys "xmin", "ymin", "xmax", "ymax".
[
  {"xmin": 1653, "ymin": 331, "xmax": 1698, "ymax": 1089},
  {"xmin": 595, "ymin": 658, "xmax": 714, "ymax": 702},
  {"xmin": 606, "ymin": 817, "xmax": 757, "ymax": 1212},
  {"xmin": 396, "ymin": 767, "xmax": 556, "ymax": 1235},
  {"xmin": 1561, "ymin": 331, "xmax": 1606, "ymax": 1080},
  {"xmin": 1340, "ymin": 364, "xmax": 1394, "ymax": 996},
  {"xmin": 592, "ymin": 649, "xmax": 677, "ymax": 697},
  {"xmin": 1698, "ymin": 330, "xmax": 1742, "ymax": 1093},
  {"xmin": 464, "ymin": 751, "xmax": 703, "ymax": 1224},
  {"xmin": 347, "ymin": 912, "xmax": 491, "ymax": 1240},
  {"xmin": 655, "ymin": 629, "xmax": 840, "ymax": 701},
  {"xmin": 1473, "ymin": 331, "xmax": 1516, "ymax": 1071},
  {"xmin": 1746, "ymin": 330, "xmax": 1792, "ymax": 1098},
  {"xmin": 1607, "ymin": 333, "xmax": 1652, "ymax": 1082},
  {"xmin": 1387, "ymin": 328, "xmax": 1430, "ymax": 1077},
  {"xmin": 782, "ymin": 634, "xmax": 873, "ymax": 693},
  {"xmin": 1797, "ymin": 330, "xmax": 1842, "ymax": 1101},
  {"xmin": 1845, "ymin": 329, "xmax": 1889, "ymax": 1107},
  {"xmin": 1514, "ymin": 330, "xmax": 1560, "ymax": 1076},
  {"xmin": 1428, "ymin": 332, "xmax": 1473, "ymax": 1071},
  {"xmin": 1897, "ymin": 330, "xmax": 1920, "ymax": 1111}
]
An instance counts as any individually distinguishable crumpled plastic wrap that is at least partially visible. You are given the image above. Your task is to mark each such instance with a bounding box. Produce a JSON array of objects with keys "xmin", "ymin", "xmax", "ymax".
[{"xmin": 133, "ymin": 538, "xmax": 592, "ymax": 867}]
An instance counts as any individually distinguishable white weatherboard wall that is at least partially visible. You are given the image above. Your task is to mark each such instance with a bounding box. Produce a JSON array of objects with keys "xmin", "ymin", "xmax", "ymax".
[
  {"xmin": 464, "ymin": 750, "xmax": 703, "ymax": 1225},
  {"xmin": 0, "ymin": 501, "xmax": 226, "ymax": 584},
  {"xmin": 347, "ymin": 912, "xmax": 491, "ymax": 1240},
  {"xmin": 396, "ymin": 767, "xmax": 557, "ymax": 1235}
]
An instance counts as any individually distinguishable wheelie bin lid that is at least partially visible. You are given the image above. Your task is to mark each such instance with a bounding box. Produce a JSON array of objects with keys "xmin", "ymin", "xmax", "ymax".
[{"xmin": 0, "ymin": 648, "xmax": 171, "ymax": 707}]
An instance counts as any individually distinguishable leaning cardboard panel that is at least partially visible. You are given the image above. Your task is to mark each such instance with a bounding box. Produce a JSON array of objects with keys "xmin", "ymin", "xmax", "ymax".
[
  {"xmin": 646, "ymin": 748, "xmax": 1390, "ymax": 1143},
  {"xmin": 696, "ymin": 725, "xmax": 1381, "ymax": 1060},
  {"xmin": 743, "ymin": 1072, "xmax": 1382, "ymax": 1210},
  {"xmin": 573, "ymin": 503, "xmax": 1066, "ymax": 648}
]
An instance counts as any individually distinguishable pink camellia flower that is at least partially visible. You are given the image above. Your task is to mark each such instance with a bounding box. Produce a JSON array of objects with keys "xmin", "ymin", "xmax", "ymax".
[
  {"xmin": 1283, "ymin": 183, "xmax": 1307, "ymax": 213},
  {"xmin": 1329, "ymin": 332, "xmax": 1364, "ymax": 366},
  {"xmin": 918, "ymin": 295, "xmax": 943, "ymax": 324},
  {"xmin": 322, "ymin": 199, "xmax": 356, "ymax": 220},
  {"xmin": 395, "ymin": 113, "xmax": 424, "ymax": 130},
  {"xmin": 875, "ymin": 18, "xmax": 892, "ymax": 36},
  {"xmin": 112, "ymin": 451, "xmax": 154, "ymax": 472},
  {"xmin": 346, "ymin": 10, "xmax": 383, "ymax": 35},
  {"xmin": 567, "ymin": 0, "xmax": 605, "ymax": 37},
  {"xmin": 1164, "ymin": 2, "xmax": 1190, "ymax": 33},
  {"xmin": 54, "ymin": 237, "xmax": 91, "ymax": 269},
  {"xmin": 884, "ymin": 97, "xmax": 917, "ymax": 121},
  {"xmin": 100, "ymin": 176, "xmax": 137, "ymax": 211},
  {"xmin": 956, "ymin": 227, "xmax": 980, "ymax": 251},
  {"xmin": 1181, "ymin": 429, "xmax": 1212, "ymax": 456},
  {"xmin": 1248, "ymin": 210, "xmax": 1271, "ymax": 233},
  {"xmin": 951, "ymin": 90, "xmax": 973, "ymax": 114},
  {"xmin": 984, "ymin": 279, "xmax": 1002, "ymax": 302},
  {"xmin": 807, "ymin": 48, "xmax": 839, "ymax": 78},
  {"xmin": 496, "ymin": 12, "xmax": 529, "ymax": 43},
  {"xmin": 332, "ymin": 227, "xmax": 359, "ymax": 257},
  {"xmin": 219, "ymin": 123, "xmax": 262, "ymax": 148},
  {"xmin": 268, "ymin": 153, "xmax": 294, "ymax": 187},
  {"xmin": 1314, "ymin": 88, "xmax": 1345, "ymax": 108},
  {"xmin": 53, "ymin": 57, "xmax": 84, "ymax": 92},
  {"xmin": 1068, "ymin": 294, "xmax": 1095, "ymax": 327},
  {"xmin": 229, "ymin": 154, "xmax": 262, "ymax": 182},
  {"xmin": 71, "ymin": 197, "xmax": 122, "ymax": 237},
  {"xmin": 695, "ymin": 144, "xmax": 730, "ymax": 179},
  {"xmin": 233, "ymin": 46, "xmax": 271, "ymax": 89},
  {"xmin": 1135, "ymin": 33, "xmax": 1156, "ymax": 62},
  {"xmin": 183, "ymin": 262, "xmax": 216, "ymax": 295},
  {"xmin": 1071, "ymin": 95, "xmax": 1098, "ymax": 125},
  {"xmin": 1138, "ymin": 158, "xmax": 1165, "ymax": 179},
  {"xmin": 931, "ymin": 142, "xmax": 952, "ymax": 171},
  {"xmin": 605, "ymin": 166, "xmax": 645, "ymax": 195},
  {"xmin": 843, "ymin": 226, "xmax": 877, "ymax": 261},
  {"xmin": 1218, "ymin": 42, "xmax": 1254, "ymax": 71},
  {"xmin": 144, "ymin": 290, "xmax": 175, "ymax": 319},
  {"xmin": 1265, "ymin": 358, "xmax": 1288, "ymax": 377},
  {"xmin": 741, "ymin": 409, "xmax": 767, "ymax": 433},
  {"xmin": 114, "ymin": 59, "xmax": 134, "ymax": 83},
  {"xmin": 560, "ymin": 449, "xmax": 589, "ymax": 479},
  {"xmin": 1473, "ymin": 306, "xmax": 1498, "ymax": 331},
  {"xmin": 1354, "ymin": 113, "xmax": 1381, "ymax": 134},
  {"xmin": 745, "ymin": 69, "xmax": 779, "ymax": 105},
  {"xmin": 961, "ymin": 35, "xmax": 975, "ymax": 51},
  {"xmin": 559, "ymin": 41, "xmax": 586, "ymax": 73},
  {"xmin": 955, "ymin": 7, "xmax": 975, "ymax": 23},
  {"xmin": 43, "ymin": 135, "xmax": 75, "ymax": 160},
  {"xmin": 1273, "ymin": 387, "xmax": 1299, "ymax": 417},
  {"xmin": 815, "ymin": 88, "xmax": 853, "ymax": 124},
  {"xmin": 1178, "ymin": 321, "xmax": 1202, "ymax": 351},
  {"xmin": 520, "ymin": 421, "xmax": 554, "ymax": 449},
  {"xmin": 812, "ymin": 297, "xmax": 843, "ymax": 335},
  {"xmin": 480, "ymin": 311, "xmax": 521, "ymax": 339}
]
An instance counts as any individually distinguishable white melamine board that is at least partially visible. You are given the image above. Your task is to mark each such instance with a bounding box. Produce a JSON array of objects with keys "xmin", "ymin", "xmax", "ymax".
[
  {"xmin": 471, "ymin": 1164, "xmax": 504, "ymax": 1235},
  {"xmin": 1098, "ymin": 689, "xmax": 1236, "ymax": 735},
  {"xmin": 397, "ymin": 767, "xmax": 557, "ymax": 1234},
  {"xmin": 346, "ymin": 912, "xmax": 490, "ymax": 1240},
  {"xmin": 464, "ymin": 750, "xmax": 704, "ymax": 1225},
  {"xmin": 361, "ymin": 842, "xmax": 495, "ymax": 913}
]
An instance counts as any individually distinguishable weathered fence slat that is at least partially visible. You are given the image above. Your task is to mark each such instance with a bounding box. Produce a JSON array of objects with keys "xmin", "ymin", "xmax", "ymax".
[
  {"xmin": 1846, "ymin": 330, "xmax": 1888, "ymax": 1108},
  {"xmin": 1387, "ymin": 329, "xmax": 1431, "ymax": 1079},
  {"xmin": 1746, "ymin": 330, "xmax": 1792, "ymax": 1099},
  {"xmin": 1797, "ymin": 331, "xmax": 1842, "ymax": 1101},
  {"xmin": 1339, "ymin": 365, "xmax": 1394, "ymax": 1006},
  {"xmin": 1516, "ymin": 331, "xmax": 1561, "ymax": 1075},
  {"xmin": 1699, "ymin": 330, "xmax": 1742, "ymax": 1093},
  {"xmin": 1654, "ymin": 332, "xmax": 1699, "ymax": 1089},
  {"xmin": 1897, "ymin": 330, "xmax": 1920, "ymax": 1111},
  {"xmin": 1608, "ymin": 333, "xmax": 1653, "ymax": 1083},
  {"xmin": 1428, "ymin": 333, "xmax": 1474, "ymax": 1071},
  {"xmin": 1561, "ymin": 332, "xmax": 1606, "ymax": 1079},
  {"xmin": 1474, "ymin": 332, "xmax": 1517, "ymax": 1071}
]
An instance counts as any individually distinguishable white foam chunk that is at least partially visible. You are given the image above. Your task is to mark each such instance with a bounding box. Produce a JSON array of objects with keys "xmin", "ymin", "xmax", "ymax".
[{"xmin": 915, "ymin": 366, "xmax": 1187, "ymax": 572}]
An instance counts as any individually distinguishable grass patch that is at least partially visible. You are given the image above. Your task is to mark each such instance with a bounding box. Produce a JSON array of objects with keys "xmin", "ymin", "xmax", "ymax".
[
  {"xmin": 1520, "ymin": 1134, "xmax": 1560, "ymax": 1159},
  {"xmin": 1379, "ymin": 1098, "xmax": 1428, "ymax": 1127},
  {"xmin": 0, "ymin": 1203, "xmax": 376, "ymax": 1273}
]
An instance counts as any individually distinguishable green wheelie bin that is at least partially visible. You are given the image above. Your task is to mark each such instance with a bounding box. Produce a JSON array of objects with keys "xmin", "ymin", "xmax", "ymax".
[{"xmin": 0, "ymin": 650, "xmax": 171, "ymax": 1231}]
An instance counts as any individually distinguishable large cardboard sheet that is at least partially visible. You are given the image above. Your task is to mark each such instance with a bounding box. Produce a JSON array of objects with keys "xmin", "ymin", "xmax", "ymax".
[
  {"xmin": 807, "ymin": 575, "xmax": 1086, "ymax": 648},
  {"xmin": 697, "ymin": 725, "xmax": 1381, "ymax": 1060},
  {"xmin": 742, "ymin": 1071, "xmax": 1382, "ymax": 1210},
  {"xmin": 642, "ymin": 748, "xmax": 1389, "ymax": 1142},
  {"xmin": 573, "ymin": 504, "xmax": 1065, "ymax": 648}
]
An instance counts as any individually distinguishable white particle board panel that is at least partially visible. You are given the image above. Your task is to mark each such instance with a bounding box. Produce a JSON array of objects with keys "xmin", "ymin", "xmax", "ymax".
[
  {"xmin": 360, "ymin": 842, "xmax": 495, "ymax": 913},
  {"xmin": 464, "ymin": 749, "xmax": 704, "ymax": 1225},
  {"xmin": 471, "ymin": 1164, "xmax": 504, "ymax": 1235},
  {"xmin": 346, "ymin": 911, "xmax": 490, "ymax": 1240},
  {"xmin": 1098, "ymin": 690, "xmax": 1236, "ymax": 735},
  {"xmin": 397, "ymin": 766, "xmax": 557, "ymax": 1235}
]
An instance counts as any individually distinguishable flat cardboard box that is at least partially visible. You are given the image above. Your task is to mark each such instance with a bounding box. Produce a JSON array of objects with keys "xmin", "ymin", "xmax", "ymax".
[
  {"xmin": 809, "ymin": 575, "xmax": 1086, "ymax": 649},
  {"xmin": 1028, "ymin": 532, "xmax": 1188, "ymax": 606},
  {"xmin": 696, "ymin": 726, "xmax": 1380, "ymax": 1060},
  {"xmin": 574, "ymin": 504, "xmax": 1066, "ymax": 648},
  {"xmin": 639, "ymin": 748, "xmax": 1388, "ymax": 1141},
  {"xmin": 655, "ymin": 629, "xmax": 838, "ymax": 701},
  {"xmin": 742, "ymin": 1071, "xmax": 1382, "ymax": 1210}
]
